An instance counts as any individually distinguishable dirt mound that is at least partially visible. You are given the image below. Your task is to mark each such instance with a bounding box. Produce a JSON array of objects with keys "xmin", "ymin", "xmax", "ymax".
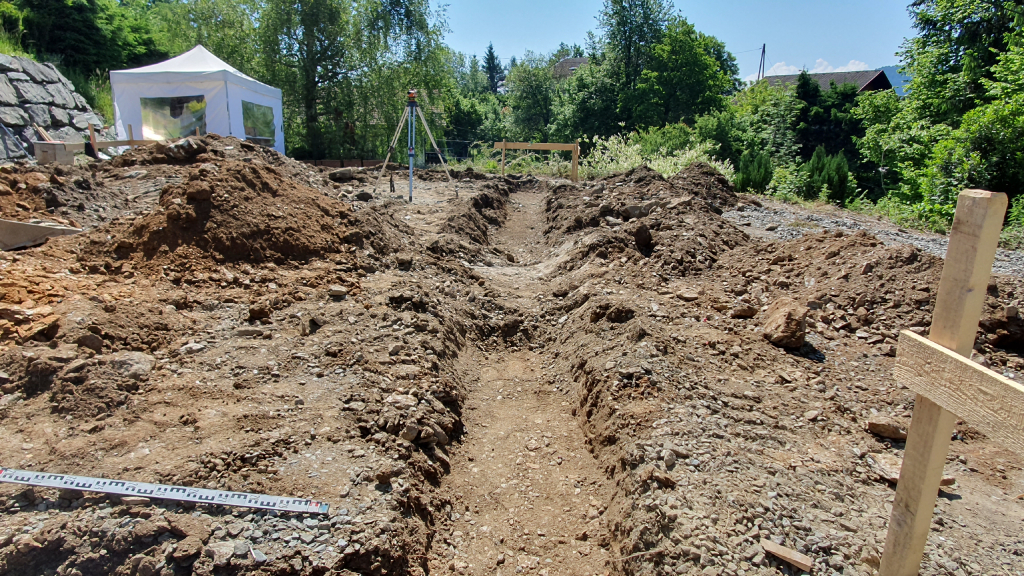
[
  {"xmin": 669, "ymin": 161, "xmax": 739, "ymax": 213},
  {"xmin": 544, "ymin": 165, "xmax": 747, "ymax": 276},
  {"xmin": 68, "ymin": 158, "xmax": 401, "ymax": 268}
]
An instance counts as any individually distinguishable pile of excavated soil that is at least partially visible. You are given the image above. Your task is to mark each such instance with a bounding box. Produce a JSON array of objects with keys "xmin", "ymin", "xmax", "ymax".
[
  {"xmin": 545, "ymin": 163, "xmax": 748, "ymax": 276},
  {"xmin": 59, "ymin": 137, "xmax": 407, "ymax": 269}
]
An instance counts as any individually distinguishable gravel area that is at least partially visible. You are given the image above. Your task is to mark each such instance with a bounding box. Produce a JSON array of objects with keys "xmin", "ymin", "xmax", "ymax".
[{"xmin": 723, "ymin": 198, "xmax": 1024, "ymax": 277}]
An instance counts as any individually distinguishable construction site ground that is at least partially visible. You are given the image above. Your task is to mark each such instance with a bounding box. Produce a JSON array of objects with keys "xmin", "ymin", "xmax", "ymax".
[{"xmin": 0, "ymin": 136, "xmax": 1021, "ymax": 576}]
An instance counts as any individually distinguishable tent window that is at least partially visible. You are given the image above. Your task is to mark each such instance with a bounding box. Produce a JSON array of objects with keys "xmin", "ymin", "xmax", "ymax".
[
  {"xmin": 242, "ymin": 101, "xmax": 275, "ymax": 147},
  {"xmin": 141, "ymin": 96, "xmax": 207, "ymax": 140}
]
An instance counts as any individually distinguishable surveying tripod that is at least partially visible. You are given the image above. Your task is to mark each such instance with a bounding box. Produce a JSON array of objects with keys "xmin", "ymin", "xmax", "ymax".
[{"xmin": 372, "ymin": 89, "xmax": 452, "ymax": 202}]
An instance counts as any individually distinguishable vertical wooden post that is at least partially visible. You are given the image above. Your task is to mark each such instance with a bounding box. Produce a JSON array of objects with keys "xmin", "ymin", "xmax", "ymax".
[
  {"xmin": 127, "ymin": 125, "xmax": 134, "ymax": 148},
  {"xmin": 879, "ymin": 189, "xmax": 1006, "ymax": 576},
  {"xmin": 88, "ymin": 124, "xmax": 97, "ymax": 154},
  {"xmin": 501, "ymin": 139, "xmax": 506, "ymax": 178},
  {"xmin": 571, "ymin": 139, "xmax": 579, "ymax": 182}
]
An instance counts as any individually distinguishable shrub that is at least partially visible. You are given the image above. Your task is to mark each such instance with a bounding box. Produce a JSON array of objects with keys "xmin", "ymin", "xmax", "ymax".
[
  {"xmin": 801, "ymin": 146, "xmax": 850, "ymax": 204},
  {"xmin": 734, "ymin": 150, "xmax": 772, "ymax": 193}
]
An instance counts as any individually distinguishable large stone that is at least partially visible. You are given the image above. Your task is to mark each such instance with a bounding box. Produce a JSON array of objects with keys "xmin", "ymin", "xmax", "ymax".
[
  {"xmin": 0, "ymin": 54, "xmax": 22, "ymax": 73},
  {"xmin": 71, "ymin": 92, "xmax": 90, "ymax": 111},
  {"xmin": 45, "ymin": 84, "xmax": 75, "ymax": 109},
  {"xmin": 17, "ymin": 127, "xmax": 34, "ymax": 155},
  {"xmin": 49, "ymin": 106, "xmax": 70, "ymax": 127},
  {"xmin": 20, "ymin": 58, "xmax": 60, "ymax": 84},
  {"xmin": 5, "ymin": 71, "xmax": 29, "ymax": 82},
  {"xmin": 168, "ymin": 513, "xmax": 211, "ymax": 542},
  {"xmin": 0, "ymin": 106, "xmax": 29, "ymax": 126},
  {"xmin": 23, "ymin": 104, "xmax": 50, "ymax": 127},
  {"xmin": 50, "ymin": 126, "xmax": 83, "ymax": 143},
  {"xmin": 45, "ymin": 63, "xmax": 74, "ymax": 89},
  {"xmin": 866, "ymin": 417, "xmax": 908, "ymax": 441},
  {"xmin": 172, "ymin": 535, "xmax": 204, "ymax": 561},
  {"xmin": 71, "ymin": 112, "xmax": 101, "ymax": 130},
  {"xmin": 0, "ymin": 130, "xmax": 27, "ymax": 160},
  {"xmin": 106, "ymin": 351, "xmax": 156, "ymax": 381},
  {"xmin": 762, "ymin": 297, "xmax": 808, "ymax": 348},
  {"xmin": 13, "ymin": 81, "xmax": 53, "ymax": 104},
  {"xmin": 203, "ymin": 541, "xmax": 235, "ymax": 567},
  {"xmin": 0, "ymin": 76, "xmax": 17, "ymax": 106}
]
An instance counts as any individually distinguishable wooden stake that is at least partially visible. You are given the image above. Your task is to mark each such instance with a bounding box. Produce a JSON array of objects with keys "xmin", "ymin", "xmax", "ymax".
[
  {"xmin": 501, "ymin": 139, "xmax": 506, "ymax": 178},
  {"xmin": 880, "ymin": 189, "xmax": 1007, "ymax": 576},
  {"xmin": 88, "ymin": 124, "xmax": 97, "ymax": 154},
  {"xmin": 127, "ymin": 125, "xmax": 134, "ymax": 148},
  {"xmin": 571, "ymin": 139, "xmax": 579, "ymax": 182}
]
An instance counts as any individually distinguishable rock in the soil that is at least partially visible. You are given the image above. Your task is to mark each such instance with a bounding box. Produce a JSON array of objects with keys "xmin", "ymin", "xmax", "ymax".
[
  {"xmin": 866, "ymin": 417, "xmax": 907, "ymax": 440},
  {"xmin": 75, "ymin": 333, "xmax": 103, "ymax": 352},
  {"xmin": 106, "ymin": 351, "xmax": 156, "ymax": 380},
  {"xmin": 329, "ymin": 285, "xmax": 349, "ymax": 297},
  {"xmin": 385, "ymin": 393, "xmax": 417, "ymax": 410},
  {"xmin": 633, "ymin": 223, "xmax": 653, "ymax": 250},
  {"xmin": 730, "ymin": 304, "xmax": 759, "ymax": 318},
  {"xmin": 172, "ymin": 535, "xmax": 204, "ymax": 560},
  {"xmin": 354, "ymin": 191, "xmax": 373, "ymax": 202},
  {"xmin": 119, "ymin": 496, "xmax": 150, "ymax": 506},
  {"xmin": 204, "ymin": 541, "xmax": 235, "ymax": 567},
  {"xmin": 676, "ymin": 291, "xmax": 700, "ymax": 302},
  {"xmin": 162, "ymin": 138, "xmax": 205, "ymax": 160},
  {"xmin": 179, "ymin": 342, "xmax": 207, "ymax": 355},
  {"xmin": 762, "ymin": 297, "xmax": 808, "ymax": 348}
]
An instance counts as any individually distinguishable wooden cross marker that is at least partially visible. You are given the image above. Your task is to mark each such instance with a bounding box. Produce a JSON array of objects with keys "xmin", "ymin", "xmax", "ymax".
[{"xmin": 880, "ymin": 189, "xmax": 1022, "ymax": 576}]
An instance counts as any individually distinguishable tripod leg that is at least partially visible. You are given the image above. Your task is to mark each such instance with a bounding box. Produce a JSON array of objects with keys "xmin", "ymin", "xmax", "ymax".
[
  {"xmin": 416, "ymin": 106, "xmax": 453, "ymax": 183},
  {"xmin": 372, "ymin": 107, "xmax": 410, "ymax": 195}
]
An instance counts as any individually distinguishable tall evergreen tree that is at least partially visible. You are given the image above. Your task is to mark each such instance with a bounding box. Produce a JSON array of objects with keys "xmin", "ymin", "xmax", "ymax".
[{"xmin": 483, "ymin": 42, "xmax": 504, "ymax": 93}]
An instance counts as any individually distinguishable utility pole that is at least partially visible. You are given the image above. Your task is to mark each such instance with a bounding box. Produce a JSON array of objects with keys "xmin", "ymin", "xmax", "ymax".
[{"xmin": 757, "ymin": 44, "xmax": 766, "ymax": 82}]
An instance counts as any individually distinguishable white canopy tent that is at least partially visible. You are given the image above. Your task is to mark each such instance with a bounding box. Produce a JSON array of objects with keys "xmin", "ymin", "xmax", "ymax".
[{"xmin": 110, "ymin": 46, "xmax": 284, "ymax": 153}]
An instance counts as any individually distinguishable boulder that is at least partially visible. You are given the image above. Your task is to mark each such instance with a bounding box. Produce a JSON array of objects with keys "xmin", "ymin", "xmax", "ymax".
[
  {"xmin": 45, "ymin": 83, "xmax": 75, "ymax": 109},
  {"xmin": 762, "ymin": 297, "xmax": 808, "ymax": 348},
  {"xmin": 0, "ymin": 76, "xmax": 17, "ymax": 106},
  {"xmin": 0, "ymin": 106, "xmax": 29, "ymax": 126},
  {"xmin": 49, "ymin": 106, "xmax": 70, "ymax": 127},
  {"xmin": 23, "ymin": 103, "xmax": 50, "ymax": 128},
  {"xmin": 71, "ymin": 112, "xmax": 101, "ymax": 130},
  {"xmin": 0, "ymin": 54, "xmax": 22, "ymax": 72},
  {"xmin": 328, "ymin": 167, "xmax": 362, "ymax": 182},
  {"xmin": 6, "ymin": 71, "xmax": 29, "ymax": 82},
  {"xmin": 12, "ymin": 81, "xmax": 53, "ymax": 104},
  {"xmin": 20, "ymin": 59, "xmax": 60, "ymax": 84},
  {"xmin": 72, "ymin": 92, "xmax": 89, "ymax": 111}
]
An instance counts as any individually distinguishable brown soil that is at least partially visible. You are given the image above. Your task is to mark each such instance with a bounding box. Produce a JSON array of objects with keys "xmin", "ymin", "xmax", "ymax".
[{"xmin": 0, "ymin": 145, "xmax": 1021, "ymax": 576}]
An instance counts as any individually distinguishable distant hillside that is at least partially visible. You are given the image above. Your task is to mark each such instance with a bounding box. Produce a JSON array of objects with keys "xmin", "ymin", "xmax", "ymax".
[{"xmin": 878, "ymin": 65, "xmax": 911, "ymax": 96}]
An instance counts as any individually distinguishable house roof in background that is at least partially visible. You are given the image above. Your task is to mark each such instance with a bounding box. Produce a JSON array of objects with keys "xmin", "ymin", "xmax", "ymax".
[
  {"xmin": 553, "ymin": 57, "xmax": 589, "ymax": 78},
  {"xmin": 765, "ymin": 70, "xmax": 892, "ymax": 93}
]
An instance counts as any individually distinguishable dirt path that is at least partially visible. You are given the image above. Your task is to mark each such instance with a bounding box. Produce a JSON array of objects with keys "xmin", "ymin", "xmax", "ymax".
[{"xmin": 426, "ymin": 189, "xmax": 615, "ymax": 575}]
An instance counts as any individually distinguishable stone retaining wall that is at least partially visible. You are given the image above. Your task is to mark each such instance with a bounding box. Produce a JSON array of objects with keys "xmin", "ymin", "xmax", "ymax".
[{"xmin": 0, "ymin": 53, "xmax": 103, "ymax": 160}]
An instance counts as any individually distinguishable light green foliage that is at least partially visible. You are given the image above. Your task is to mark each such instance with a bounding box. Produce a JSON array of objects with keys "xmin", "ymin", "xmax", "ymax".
[
  {"xmin": 766, "ymin": 164, "xmax": 809, "ymax": 204},
  {"xmin": 630, "ymin": 122, "xmax": 693, "ymax": 156},
  {"xmin": 581, "ymin": 132, "xmax": 733, "ymax": 180},
  {"xmin": 732, "ymin": 82, "xmax": 803, "ymax": 167},
  {"xmin": 692, "ymin": 109, "xmax": 742, "ymax": 165}
]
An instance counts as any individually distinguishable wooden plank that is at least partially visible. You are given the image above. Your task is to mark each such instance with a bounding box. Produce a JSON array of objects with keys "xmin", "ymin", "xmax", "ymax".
[
  {"xmin": 63, "ymin": 142, "xmax": 85, "ymax": 152},
  {"xmin": 895, "ymin": 329, "xmax": 1024, "ymax": 455},
  {"xmin": 571, "ymin": 140, "xmax": 579, "ymax": 182},
  {"xmin": 759, "ymin": 539, "xmax": 812, "ymax": 571},
  {"xmin": 501, "ymin": 139, "xmax": 505, "ymax": 177},
  {"xmin": 880, "ymin": 189, "xmax": 1007, "ymax": 576},
  {"xmin": 493, "ymin": 141, "xmax": 577, "ymax": 151}
]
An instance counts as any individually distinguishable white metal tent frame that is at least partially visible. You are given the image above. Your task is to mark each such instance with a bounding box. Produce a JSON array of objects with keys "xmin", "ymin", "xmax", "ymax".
[{"xmin": 109, "ymin": 46, "xmax": 285, "ymax": 153}]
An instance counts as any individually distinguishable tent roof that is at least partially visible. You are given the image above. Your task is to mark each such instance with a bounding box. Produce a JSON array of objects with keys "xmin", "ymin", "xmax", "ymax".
[{"xmin": 110, "ymin": 45, "xmax": 281, "ymax": 99}]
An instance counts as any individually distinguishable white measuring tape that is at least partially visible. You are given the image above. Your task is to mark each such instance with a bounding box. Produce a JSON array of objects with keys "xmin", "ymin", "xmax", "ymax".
[{"xmin": 0, "ymin": 467, "xmax": 329, "ymax": 515}]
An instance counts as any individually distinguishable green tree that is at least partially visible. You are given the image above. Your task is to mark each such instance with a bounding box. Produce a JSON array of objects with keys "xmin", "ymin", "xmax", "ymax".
[
  {"xmin": 549, "ymin": 60, "xmax": 620, "ymax": 144},
  {"xmin": 630, "ymin": 16, "xmax": 732, "ymax": 127},
  {"xmin": 483, "ymin": 42, "xmax": 504, "ymax": 93},
  {"xmin": 504, "ymin": 54, "xmax": 555, "ymax": 141},
  {"xmin": 19, "ymin": 0, "xmax": 165, "ymax": 73},
  {"xmin": 149, "ymin": 0, "xmax": 260, "ymax": 77}
]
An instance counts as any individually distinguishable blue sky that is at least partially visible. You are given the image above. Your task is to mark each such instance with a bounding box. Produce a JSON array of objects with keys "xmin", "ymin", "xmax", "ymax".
[{"xmin": 440, "ymin": 1, "xmax": 917, "ymax": 80}]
